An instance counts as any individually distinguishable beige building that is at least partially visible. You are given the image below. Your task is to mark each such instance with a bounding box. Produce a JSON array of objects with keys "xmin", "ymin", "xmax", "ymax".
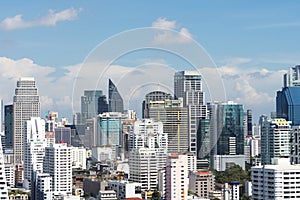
[{"xmin": 189, "ymin": 171, "xmax": 215, "ymax": 199}]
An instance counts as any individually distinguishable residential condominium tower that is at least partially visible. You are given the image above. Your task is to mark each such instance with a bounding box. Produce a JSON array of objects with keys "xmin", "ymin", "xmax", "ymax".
[{"xmin": 13, "ymin": 77, "xmax": 40, "ymax": 164}]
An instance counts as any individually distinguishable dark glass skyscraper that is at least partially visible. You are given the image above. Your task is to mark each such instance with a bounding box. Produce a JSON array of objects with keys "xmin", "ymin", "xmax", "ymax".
[
  {"xmin": 4, "ymin": 104, "xmax": 13, "ymax": 149},
  {"xmin": 108, "ymin": 79, "xmax": 124, "ymax": 113}
]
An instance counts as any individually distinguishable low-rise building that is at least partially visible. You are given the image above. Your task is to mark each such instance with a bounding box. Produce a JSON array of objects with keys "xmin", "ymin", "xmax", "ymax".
[{"xmin": 108, "ymin": 180, "xmax": 142, "ymax": 200}]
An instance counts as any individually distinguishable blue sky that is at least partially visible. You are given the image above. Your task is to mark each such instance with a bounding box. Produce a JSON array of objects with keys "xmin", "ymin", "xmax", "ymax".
[{"xmin": 0, "ymin": 1, "xmax": 300, "ymax": 121}]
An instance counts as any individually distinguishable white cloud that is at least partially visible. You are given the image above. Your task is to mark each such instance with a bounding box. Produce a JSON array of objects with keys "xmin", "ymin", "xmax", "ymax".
[
  {"xmin": 0, "ymin": 8, "xmax": 81, "ymax": 30},
  {"xmin": 151, "ymin": 17, "xmax": 193, "ymax": 45}
]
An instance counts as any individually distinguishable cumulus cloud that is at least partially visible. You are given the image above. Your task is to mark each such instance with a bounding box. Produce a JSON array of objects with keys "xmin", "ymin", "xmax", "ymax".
[
  {"xmin": 151, "ymin": 17, "xmax": 193, "ymax": 45},
  {"xmin": 0, "ymin": 8, "xmax": 81, "ymax": 30}
]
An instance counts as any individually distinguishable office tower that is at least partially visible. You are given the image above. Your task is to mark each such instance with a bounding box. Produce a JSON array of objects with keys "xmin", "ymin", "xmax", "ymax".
[
  {"xmin": 108, "ymin": 79, "xmax": 124, "ymax": 113},
  {"xmin": 165, "ymin": 154, "xmax": 189, "ymax": 200},
  {"xmin": 276, "ymin": 87, "xmax": 300, "ymax": 125},
  {"xmin": 4, "ymin": 104, "xmax": 13, "ymax": 149},
  {"xmin": 252, "ymin": 158, "xmax": 300, "ymax": 199},
  {"xmin": 129, "ymin": 148, "xmax": 158, "ymax": 192},
  {"xmin": 0, "ymin": 136, "xmax": 8, "ymax": 198},
  {"xmin": 174, "ymin": 71, "xmax": 208, "ymax": 154},
  {"xmin": 189, "ymin": 171, "xmax": 215, "ymax": 199},
  {"xmin": 197, "ymin": 119, "xmax": 210, "ymax": 159},
  {"xmin": 98, "ymin": 112, "xmax": 122, "ymax": 147},
  {"xmin": 149, "ymin": 98, "xmax": 189, "ymax": 153},
  {"xmin": 54, "ymin": 126, "xmax": 71, "ymax": 145},
  {"xmin": 244, "ymin": 109, "xmax": 253, "ymax": 137},
  {"xmin": 209, "ymin": 101, "xmax": 245, "ymax": 170},
  {"xmin": 142, "ymin": 91, "xmax": 172, "ymax": 118},
  {"xmin": 32, "ymin": 172, "xmax": 52, "ymax": 200},
  {"xmin": 261, "ymin": 118, "xmax": 291, "ymax": 165},
  {"xmin": 81, "ymin": 90, "xmax": 105, "ymax": 123},
  {"xmin": 43, "ymin": 143, "xmax": 72, "ymax": 195},
  {"xmin": 13, "ymin": 77, "xmax": 40, "ymax": 164},
  {"xmin": 23, "ymin": 117, "xmax": 47, "ymax": 190},
  {"xmin": 283, "ymin": 65, "xmax": 300, "ymax": 87},
  {"xmin": 98, "ymin": 95, "xmax": 109, "ymax": 115}
]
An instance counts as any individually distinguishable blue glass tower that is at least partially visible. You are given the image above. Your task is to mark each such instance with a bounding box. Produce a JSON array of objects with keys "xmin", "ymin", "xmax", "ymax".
[{"xmin": 276, "ymin": 87, "xmax": 300, "ymax": 125}]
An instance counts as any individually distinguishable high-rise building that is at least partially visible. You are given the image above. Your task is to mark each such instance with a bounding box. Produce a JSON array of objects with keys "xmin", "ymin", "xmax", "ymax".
[
  {"xmin": 43, "ymin": 143, "xmax": 72, "ymax": 195},
  {"xmin": 81, "ymin": 90, "xmax": 105, "ymax": 123},
  {"xmin": 283, "ymin": 65, "xmax": 300, "ymax": 87},
  {"xmin": 4, "ymin": 104, "xmax": 13, "ymax": 150},
  {"xmin": 54, "ymin": 126, "xmax": 72, "ymax": 145},
  {"xmin": 261, "ymin": 118, "xmax": 291, "ymax": 165},
  {"xmin": 189, "ymin": 171, "xmax": 215, "ymax": 199},
  {"xmin": 98, "ymin": 95, "xmax": 109, "ymax": 115},
  {"xmin": 142, "ymin": 91, "xmax": 172, "ymax": 118},
  {"xmin": 197, "ymin": 119, "xmax": 210, "ymax": 159},
  {"xmin": 252, "ymin": 158, "xmax": 300, "ymax": 199},
  {"xmin": 149, "ymin": 98, "xmax": 188, "ymax": 153},
  {"xmin": 98, "ymin": 112, "xmax": 123, "ymax": 147},
  {"xmin": 13, "ymin": 77, "xmax": 40, "ymax": 164},
  {"xmin": 129, "ymin": 148, "xmax": 158, "ymax": 192},
  {"xmin": 165, "ymin": 154, "xmax": 189, "ymax": 200},
  {"xmin": 209, "ymin": 101, "xmax": 245, "ymax": 170},
  {"xmin": 23, "ymin": 117, "xmax": 47, "ymax": 190},
  {"xmin": 129, "ymin": 119, "xmax": 168, "ymax": 193},
  {"xmin": 32, "ymin": 172, "xmax": 52, "ymax": 200},
  {"xmin": 290, "ymin": 126, "xmax": 300, "ymax": 164},
  {"xmin": 0, "ymin": 136, "xmax": 8, "ymax": 199},
  {"xmin": 108, "ymin": 79, "xmax": 124, "ymax": 113},
  {"xmin": 174, "ymin": 71, "xmax": 208, "ymax": 154},
  {"xmin": 276, "ymin": 87, "xmax": 300, "ymax": 125}
]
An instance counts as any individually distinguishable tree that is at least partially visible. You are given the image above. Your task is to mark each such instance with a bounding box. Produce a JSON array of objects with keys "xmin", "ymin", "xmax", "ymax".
[
  {"xmin": 213, "ymin": 165, "xmax": 250, "ymax": 184},
  {"xmin": 151, "ymin": 190, "xmax": 161, "ymax": 200}
]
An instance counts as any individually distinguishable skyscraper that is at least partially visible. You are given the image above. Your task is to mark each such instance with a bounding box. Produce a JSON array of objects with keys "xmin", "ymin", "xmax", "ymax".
[
  {"xmin": 23, "ymin": 117, "xmax": 47, "ymax": 190},
  {"xmin": 108, "ymin": 79, "xmax": 124, "ymax": 113},
  {"xmin": 209, "ymin": 101, "xmax": 245, "ymax": 170},
  {"xmin": 4, "ymin": 104, "xmax": 13, "ymax": 150},
  {"xmin": 43, "ymin": 143, "xmax": 72, "ymax": 195},
  {"xmin": 174, "ymin": 71, "xmax": 208, "ymax": 154},
  {"xmin": 81, "ymin": 90, "xmax": 106, "ymax": 123},
  {"xmin": 149, "ymin": 98, "xmax": 189, "ymax": 153},
  {"xmin": 142, "ymin": 91, "xmax": 172, "ymax": 118},
  {"xmin": 261, "ymin": 118, "xmax": 292, "ymax": 165},
  {"xmin": 13, "ymin": 77, "xmax": 40, "ymax": 164},
  {"xmin": 283, "ymin": 65, "xmax": 300, "ymax": 87},
  {"xmin": 276, "ymin": 87, "xmax": 300, "ymax": 125}
]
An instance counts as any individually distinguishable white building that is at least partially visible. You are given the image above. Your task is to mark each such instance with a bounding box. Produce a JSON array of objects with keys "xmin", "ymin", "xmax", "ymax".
[
  {"xmin": 129, "ymin": 119, "xmax": 167, "ymax": 150},
  {"xmin": 32, "ymin": 172, "xmax": 52, "ymax": 200},
  {"xmin": 23, "ymin": 117, "xmax": 47, "ymax": 190},
  {"xmin": 252, "ymin": 158, "xmax": 300, "ymax": 199},
  {"xmin": 0, "ymin": 137, "xmax": 8, "ymax": 199},
  {"xmin": 98, "ymin": 190, "xmax": 117, "ymax": 200},
  {"xmin": 44, "ymin": 143, "xmax": 72, "ymax": 195},
  {"xmin": 166, "ymin": 154, "xmax": 189, "ymax": 200},
  {"xmin": 129, "ymin": 148, "xmax": 158, "ymax": 192},
  {"xmin": 71, "ymin": 146, "xmax": 87, "ymax": 170},
  {"xmin": 108, "ymin": 180, "xmax": 142, "ymax": 199},
  {"xmin": 213, "ymin": 155, "xmax": 245, "ymax": 171},
  {"xmin": 13, "ymin": 77, "xmax": 40, "ymax": 164},
  {"xmin": 92, "ymin": 146, "xmax": 114, "ymax": 162},
  {"xmin": 5, "ymin": 164, "xmax": 14, "ymax": 188}
]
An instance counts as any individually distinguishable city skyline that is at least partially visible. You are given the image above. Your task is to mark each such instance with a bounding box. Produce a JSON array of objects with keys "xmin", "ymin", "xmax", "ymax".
[{"xmin": 1, "ymin": 2, "xmax": 300, "ymax": 122}]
